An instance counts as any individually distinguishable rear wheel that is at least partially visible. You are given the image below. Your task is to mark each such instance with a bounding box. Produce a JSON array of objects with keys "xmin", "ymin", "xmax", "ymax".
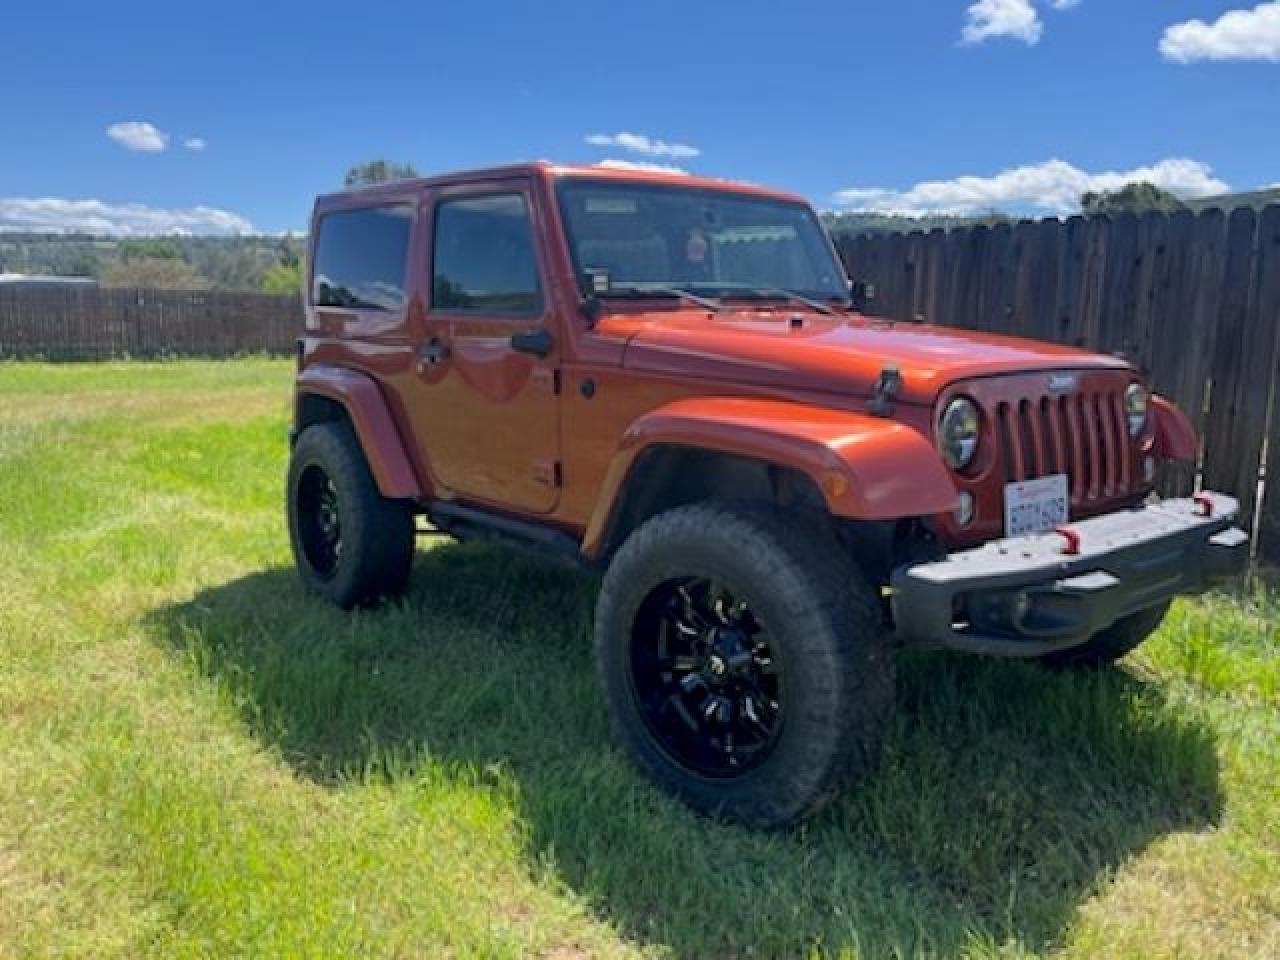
[
  {"xmin": 595, "ymin": 502, "xmax": 893, "ymax": 827},
  {"xmin": 287, "ymin": 421, "xmax": 414, "ymax": 608},
  {"xmin": 1039, "ymin": 601, "xmax": 1171, "ymax": 669}
]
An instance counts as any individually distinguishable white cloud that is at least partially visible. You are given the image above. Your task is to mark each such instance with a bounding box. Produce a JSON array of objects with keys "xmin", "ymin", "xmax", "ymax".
[
  {"xmin": 183, "ymin": 137, "xmax": 207, "ymax": 152},
  {"xmin": 105, "ymin": 120, "xmax": 169, "ymax": 153},
  {"xmin": 584, "ymin": 131, "xmax": 700, "ymax": 159},
  {"xmin": 961, "ymin": 0, "xmax": 1042, "ymax": 45},
  {"xmin": 833, "ymin": 158, "xmax": 1229, "ymax": 216},
  {"xmin": 1160, "ymin": 3, "xmax": 1280, "ymax": 63},
  {"xmin": 0, "ymin": 197, "xmax": 255, "ymax": 236},
  {"xmin": 961, "ymin": 0, "xmax": 1081, "ymax": 46},
  {"xmin": 594, "ymin": 159, "xmax": 689, "ymax": 175}
]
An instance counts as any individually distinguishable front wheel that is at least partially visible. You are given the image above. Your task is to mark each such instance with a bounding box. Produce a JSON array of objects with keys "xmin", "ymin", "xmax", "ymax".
[
  {"xmin": 595, "ymin": 503, "xmax": 894, "ymax": 827},
  {"xmin": 287, "ymin": 421, "xmax": 415, "ymax": 609}
]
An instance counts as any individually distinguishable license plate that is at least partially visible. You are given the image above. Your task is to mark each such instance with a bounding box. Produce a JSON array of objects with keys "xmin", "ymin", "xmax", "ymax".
[{"xmin": 1004, "ymin": 474, "xmax": 1069, "ymax": 537}]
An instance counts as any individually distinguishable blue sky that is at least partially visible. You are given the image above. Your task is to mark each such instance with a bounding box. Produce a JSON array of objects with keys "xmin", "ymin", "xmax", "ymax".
[{"xmin": 1, "ymin": 0, "xmax": 1276, "ymax": 234}]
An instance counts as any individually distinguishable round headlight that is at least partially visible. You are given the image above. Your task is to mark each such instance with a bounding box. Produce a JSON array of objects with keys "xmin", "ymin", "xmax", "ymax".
[
  {"xmin": 1125, "ymin": 383, "xmax": 1150, "ymax": 437},
  {"xmin": 939, "ymin": 397, "xmax": 981, "ymax": 470}
]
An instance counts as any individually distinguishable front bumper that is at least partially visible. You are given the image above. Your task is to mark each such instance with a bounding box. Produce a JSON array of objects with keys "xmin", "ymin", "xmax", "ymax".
[{"xmin": 890, "ymin": 492, "xmax": 1248, "ymax": 657}]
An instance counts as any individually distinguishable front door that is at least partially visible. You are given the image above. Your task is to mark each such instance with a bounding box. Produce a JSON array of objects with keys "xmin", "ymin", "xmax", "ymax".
[{"xmin": 404, "ymin": 179, "xmax": 561, "ymax": 514}]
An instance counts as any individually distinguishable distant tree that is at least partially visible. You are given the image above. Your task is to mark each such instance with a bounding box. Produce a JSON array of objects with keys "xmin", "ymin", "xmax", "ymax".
[
  {"xmin": 101, "ymin": 257, "xmax": 210, "ymax": 290},
  {"xmin": 344, "ymin": 159, "xmax": 420, "ymax": 187},
  {"xmin": 261, "ymin": 261, "xmax": 303, "ymax": 294},
  {"xmin": 119, "ymin": 238, "xmax": 183, "ymax": 261},
  {"xmin": 192, "ymin": 244, "xmax": 274, "ymax": 290},
  {"xmin": 59, "ymin": 250, "xmax": 102, "ymax": 278},
  {"xmin": 821, "ymin": 210, "xmax": 1013, "ymax": 238},
  {"xmin": 275, "ymin": 236, "xmax": 300, "ymax": 268},
  {"xmin": 1081, "ymin": 182, "xmax": 1188, "ymax": 217}
]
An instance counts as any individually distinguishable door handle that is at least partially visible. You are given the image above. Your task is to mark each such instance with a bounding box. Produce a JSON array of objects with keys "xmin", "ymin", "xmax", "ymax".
[
  {"xmin": 510, "ymin": 328, "xmax": 553, "ymax": 358},
  {"xmin": 418, "ymin": 337, "xmax": 449, "ymax": 366}
]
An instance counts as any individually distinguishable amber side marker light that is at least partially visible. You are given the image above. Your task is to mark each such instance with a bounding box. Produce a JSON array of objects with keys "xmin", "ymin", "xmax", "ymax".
[{"xmin": 821, "ymin": 471, "xmax": 849, "ymax": 501}]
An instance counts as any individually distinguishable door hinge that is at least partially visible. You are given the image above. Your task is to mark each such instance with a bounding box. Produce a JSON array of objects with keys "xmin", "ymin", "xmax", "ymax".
[{"xmin": 533, "ymin": 459, "xmax": 563, "ymax": 487}]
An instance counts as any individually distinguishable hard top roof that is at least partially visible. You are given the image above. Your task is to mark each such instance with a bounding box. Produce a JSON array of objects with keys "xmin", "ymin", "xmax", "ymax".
[{"xmin": 314, "ymin": 161, "xmax": 807, "ymax": 209}]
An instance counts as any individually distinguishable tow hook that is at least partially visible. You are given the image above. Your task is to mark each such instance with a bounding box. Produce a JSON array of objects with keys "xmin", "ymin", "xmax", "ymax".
[{"xmin": 1054, "ymin": 525, "xmax": 1082, "ymax": 555}]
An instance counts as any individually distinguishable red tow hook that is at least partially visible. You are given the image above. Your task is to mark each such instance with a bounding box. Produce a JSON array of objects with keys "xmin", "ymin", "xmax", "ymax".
[
  {"xmin": 1054, "ymin": 525, "xmax": 1082, "ymax": 556},
  {"xmin": 1193, "ymin": 493, "xmax": 1214, "ymax": 518}
]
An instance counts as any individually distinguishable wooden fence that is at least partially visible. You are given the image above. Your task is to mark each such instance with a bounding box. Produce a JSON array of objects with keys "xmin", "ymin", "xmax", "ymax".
[
  {"xmin": 836, "ymin": 204, "xmax": 1280, "ymax": 560},
  {"xmin": 0, "ymin": 287, "xmax": 301, "ymax": 360}
]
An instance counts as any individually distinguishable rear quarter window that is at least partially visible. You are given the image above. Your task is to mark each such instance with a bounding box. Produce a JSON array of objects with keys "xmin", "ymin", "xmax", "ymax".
[{"xmin": 311, "ymin": 205, "xmax": 414, "ymax": 310}]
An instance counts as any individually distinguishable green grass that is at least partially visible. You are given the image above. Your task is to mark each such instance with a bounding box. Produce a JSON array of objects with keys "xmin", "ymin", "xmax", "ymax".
[{"xmin": 1, "ymin": 359, "xmax": 1277, "ymax": 959}]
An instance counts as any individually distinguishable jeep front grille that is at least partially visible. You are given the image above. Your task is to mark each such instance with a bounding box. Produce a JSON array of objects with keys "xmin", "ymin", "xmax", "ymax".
[{"xmin": 995, "ymin": 390, "xmax": 1133, "ymax": 504}]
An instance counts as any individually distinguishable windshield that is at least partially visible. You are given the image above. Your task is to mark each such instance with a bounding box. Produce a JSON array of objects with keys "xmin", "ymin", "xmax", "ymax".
[{"xmin": 555, "ymin": 180, "xmax": 849, "ymax": 302}]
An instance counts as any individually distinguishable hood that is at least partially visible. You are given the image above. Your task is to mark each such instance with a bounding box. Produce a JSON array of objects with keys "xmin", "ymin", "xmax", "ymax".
[{"xmin": 619, "ymin": 308, "xmax": 1130, "ymax": 404}]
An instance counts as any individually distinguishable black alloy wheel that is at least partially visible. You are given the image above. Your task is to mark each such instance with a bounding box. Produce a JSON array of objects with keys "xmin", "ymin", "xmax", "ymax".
[
  {"xmin": 630, "ymin": 577, "xmax": 783, "ymax": 778},
  {"xmin": 296, "ymin": 464, "xmax": 343, "ymax": 579}
]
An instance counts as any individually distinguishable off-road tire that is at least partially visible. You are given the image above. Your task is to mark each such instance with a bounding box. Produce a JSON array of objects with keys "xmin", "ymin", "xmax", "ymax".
[
  {"xmin": 287, "ymin": 421, "xmax": 414, "ymax": 609},
  {"xmin": 1039, "ymin": 601, "xmax": 1172, "ymax": 669},
  {"xmin": 595, "ymin": 502, "xmax": 894, "ymax": 827}
]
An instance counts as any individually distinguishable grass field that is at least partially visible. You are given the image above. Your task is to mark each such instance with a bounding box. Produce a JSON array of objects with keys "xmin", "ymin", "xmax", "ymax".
[{"xmin": 1, "ymin": 359, "xmax": 1277, "ymax": 959}]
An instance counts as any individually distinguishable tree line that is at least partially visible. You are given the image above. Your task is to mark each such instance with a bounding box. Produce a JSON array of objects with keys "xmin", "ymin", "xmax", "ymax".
[
  {"xmin": 822, "ymin": 183, "xmax": 1231, "ymax": 238},
  {"xmin": 0, "ymin": 161, "xmax": 417, "ymax": 293},
  {"xmin": 0, "ymin": 233, "xmax": 307, "ymax": 293}
]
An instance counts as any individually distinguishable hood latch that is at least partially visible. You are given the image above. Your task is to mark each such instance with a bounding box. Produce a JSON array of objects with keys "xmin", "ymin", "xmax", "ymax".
[{"xmin": 869, "ymin": 366, "xmax": 902, "ymax": 417}]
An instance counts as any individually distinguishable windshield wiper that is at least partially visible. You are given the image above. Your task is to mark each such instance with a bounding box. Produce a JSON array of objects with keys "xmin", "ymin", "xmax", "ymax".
[
  {"xmin": 722, "ymin": 287, "xmax": 842, "ymax": 316},
  {"xmin": 594, "ymin": 285, "xmax": 724, "ymax": 312}
]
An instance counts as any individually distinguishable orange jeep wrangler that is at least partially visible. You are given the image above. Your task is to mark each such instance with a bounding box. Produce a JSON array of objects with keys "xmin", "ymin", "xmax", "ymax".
[{"xmin": 288, "ymin": 162, "xmax": 1246, "ymax": 826}]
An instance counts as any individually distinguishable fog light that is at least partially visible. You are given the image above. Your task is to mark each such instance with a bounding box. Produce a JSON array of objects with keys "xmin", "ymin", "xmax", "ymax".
[
  {"xmin": 1143, "ymin": 455, "xmax": 1156, "ymax": 484},
  {"xmin": 954, "ymin": 491, "xmax": 976, "ymax": 527}
]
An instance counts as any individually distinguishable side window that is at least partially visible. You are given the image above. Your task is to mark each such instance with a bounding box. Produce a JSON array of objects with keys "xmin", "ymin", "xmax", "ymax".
[
  {"xmin": 432, "ymin": 193, "xmax": 541, "ymax": 313},
  {"xmin": 311, "ymin": 205, "xmax": 413, "ymax": 311}
]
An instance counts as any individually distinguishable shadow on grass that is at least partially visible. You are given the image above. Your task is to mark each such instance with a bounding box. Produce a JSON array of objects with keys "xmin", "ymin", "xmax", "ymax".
[{"xmin": 144, "ymin": 542, "xmax": 1223, "ymax": 958}]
